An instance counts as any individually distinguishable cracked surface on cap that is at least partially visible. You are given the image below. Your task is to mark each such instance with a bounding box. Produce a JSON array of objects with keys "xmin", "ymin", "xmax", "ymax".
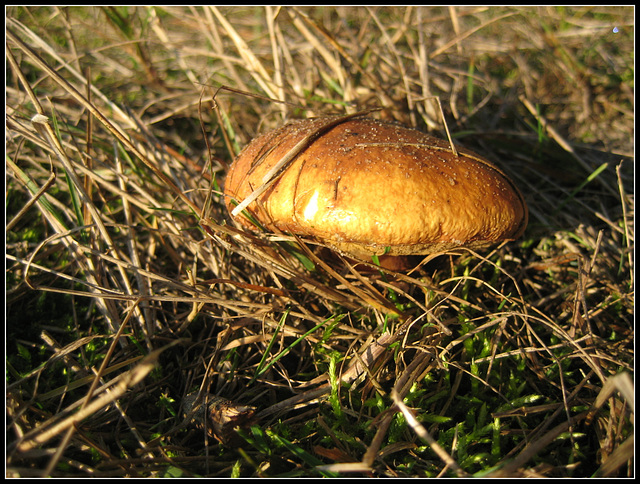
[{"xmin": 224, "ymin": 116, "xmax": 528, "ymax": 257}]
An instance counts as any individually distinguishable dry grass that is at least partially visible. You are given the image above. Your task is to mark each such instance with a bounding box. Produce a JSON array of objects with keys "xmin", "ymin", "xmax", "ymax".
[{"xmin": 5, "ymin": 6, "xmax": 634, "ymax": 477}]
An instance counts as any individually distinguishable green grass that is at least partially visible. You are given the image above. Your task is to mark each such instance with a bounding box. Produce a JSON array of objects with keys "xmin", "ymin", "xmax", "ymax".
[{"xmin": 6, "ymin": 6, "xmax": 634, "ymax": 478}]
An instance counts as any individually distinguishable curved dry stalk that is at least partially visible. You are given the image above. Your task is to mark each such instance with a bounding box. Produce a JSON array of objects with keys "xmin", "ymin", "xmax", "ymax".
[
  {"xmin": 12, "ymin": 341, "xmax": 178, "ymax": 454},
  {"xmin": 392, "ymin": 389, "xmax": 468, "ymax": 477},
  {"xmin": 7, "ymin": 26, "xmax": 200, "ymax": 216}
]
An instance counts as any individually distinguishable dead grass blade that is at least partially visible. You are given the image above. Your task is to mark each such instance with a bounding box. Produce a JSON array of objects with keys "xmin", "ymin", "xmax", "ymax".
[
  {"xmin": 6, "ymin": 26, "xmax": 200, "ymax": 216},
  {"xmin": 257, "ymin": 316, "xmax": 421, "ymax": 420},
  {"xmin": 230, "ymin": 109, "xmax": 380, "ymax": 217},
  {"xmin": 12, "ymin": 341, "xmax": 177, "ymax": 454},
  {"xmin": 209, "ymin": 6, "xmax": 279, "ymax": 102},
  {"xmin": 392, "ymin": 389, "xmax": 468, "ymax": 477}
]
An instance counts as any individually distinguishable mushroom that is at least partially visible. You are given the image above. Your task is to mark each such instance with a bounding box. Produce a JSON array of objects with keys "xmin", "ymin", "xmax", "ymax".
[{"xmin": 223, "ymin": 115, "xmax": 528, "ymax": 270}]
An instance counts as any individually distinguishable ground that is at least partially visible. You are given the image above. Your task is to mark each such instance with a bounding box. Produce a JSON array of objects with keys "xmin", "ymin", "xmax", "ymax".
[{"xmin": 6, "ymin": 6, "xmax": 634, "ymax": 477}]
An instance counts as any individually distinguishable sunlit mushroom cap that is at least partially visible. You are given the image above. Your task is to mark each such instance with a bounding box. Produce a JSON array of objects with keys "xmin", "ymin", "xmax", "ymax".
[{"xmin": 224, "ymin": 116, "xmax": 528, "ymax": 259}]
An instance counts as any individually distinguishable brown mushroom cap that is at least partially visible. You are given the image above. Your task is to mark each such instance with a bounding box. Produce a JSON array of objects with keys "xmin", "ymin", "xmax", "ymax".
[{"xmin": 224, "ymin": 116, "xmax": 528, "ymax": 260}]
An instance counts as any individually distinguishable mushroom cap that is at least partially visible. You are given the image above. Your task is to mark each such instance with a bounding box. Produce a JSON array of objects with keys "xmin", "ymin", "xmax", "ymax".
[{"xmin": 224, "ymin": 116, "xmax": 528, "ymax": 258}]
